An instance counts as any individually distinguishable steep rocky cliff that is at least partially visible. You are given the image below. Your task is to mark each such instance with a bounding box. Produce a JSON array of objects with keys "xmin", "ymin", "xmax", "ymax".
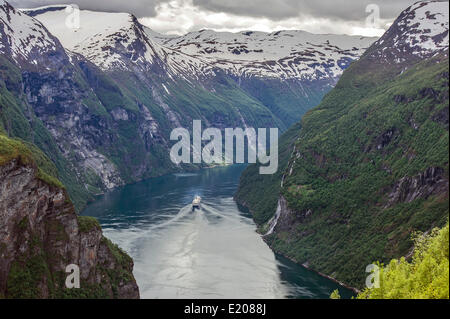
[{"xmin": 0, "ymin": 134, "xmax": 139, "ymax": 298}]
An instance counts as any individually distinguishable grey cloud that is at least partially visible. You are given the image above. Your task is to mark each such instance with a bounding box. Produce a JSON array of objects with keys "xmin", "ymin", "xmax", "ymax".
[
  {"xmin": 11, "ymin": 0, "xmax": 444, "ymax": 20},
  {"xmin": 11, "ymin": 0, "xmax": 428, "ymax": 20},
  {"xmin": 192, "ymin": 0, "xmax": 429, "ymax": 21},
  {"xmin": 10, "ymin": 0, "xmax": 449, "ymax": 35},
  {"xmin": 9, "ymin": 0, "xmax": 163, "ymax": 17}
]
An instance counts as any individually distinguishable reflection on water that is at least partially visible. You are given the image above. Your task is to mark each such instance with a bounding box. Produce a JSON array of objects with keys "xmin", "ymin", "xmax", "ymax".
[{"xmin": 82, "ymin": 165, "xmax": 354, "ymax": 299}]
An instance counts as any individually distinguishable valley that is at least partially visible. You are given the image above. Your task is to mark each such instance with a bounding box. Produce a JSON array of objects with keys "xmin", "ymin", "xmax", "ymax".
[{"xmin": 0, "ymin": 0, "xmax": 448, "ymax": 299}]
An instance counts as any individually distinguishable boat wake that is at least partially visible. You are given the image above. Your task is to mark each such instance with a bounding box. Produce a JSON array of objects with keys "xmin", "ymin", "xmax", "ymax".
[
  {"xmin": 83, "ymin": 165, "xmax": 354, "ymax": 299},
  {"xmin": 101, "ymin": 198, "xmax": 288, "ymax": 298}
]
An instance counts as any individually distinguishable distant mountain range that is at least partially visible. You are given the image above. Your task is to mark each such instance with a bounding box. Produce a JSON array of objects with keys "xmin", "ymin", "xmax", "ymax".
[
  {"xmin": 25, "ymin": 5, "xmax": 375, "ymax": 81},
  {"xmin": 1, "ymin": 0, "xmax": 376, "ymax": 209}
]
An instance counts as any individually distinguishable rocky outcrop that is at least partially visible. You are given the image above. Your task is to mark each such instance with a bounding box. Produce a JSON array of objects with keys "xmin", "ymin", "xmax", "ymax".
[
  {"xmin": 0, "ymin": 159, "xmax": 139, "ymax": 299},
  {"xmin": 22, "ymin": 65, "xmax": 124, "ymax": 191},
  {"xmin": 386, "ymin": 167, "xmax": 448, "ymax": 208},
  {"xmin": 270, "ymin": 196, "xmax": 313, "ymax": 234},
  {"xmin": 432, "ymin": 106, "xmax": 449, "ymax": 129}
]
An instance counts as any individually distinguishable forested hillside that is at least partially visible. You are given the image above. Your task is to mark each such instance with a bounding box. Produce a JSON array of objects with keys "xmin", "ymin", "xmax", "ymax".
[{"xmin": 236, "ymin": 1, "xmax": 449, "ymax": 288}]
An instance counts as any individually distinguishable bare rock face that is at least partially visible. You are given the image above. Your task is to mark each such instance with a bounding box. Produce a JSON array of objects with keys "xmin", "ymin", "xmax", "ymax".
[
  {"xmin": 386, "ymin": 167, "xmax": 448, "ymax": 208},
  {"xmin": 0, "ymin": 159, "xmax": 139, "ymax": 299}
]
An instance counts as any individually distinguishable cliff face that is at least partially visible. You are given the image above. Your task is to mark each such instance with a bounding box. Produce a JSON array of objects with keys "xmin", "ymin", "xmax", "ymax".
[{"xmin": 0, "ymin": 157, "xmax": 139, "ymax": 299}]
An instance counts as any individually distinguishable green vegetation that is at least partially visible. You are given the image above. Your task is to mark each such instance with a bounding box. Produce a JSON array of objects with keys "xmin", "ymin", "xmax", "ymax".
[
  {"xmin": 238, "ymin": 77, "xmax": 326, "ymax": 128},
  {"xmin": 330, "ymin": 289, "xmax": 341, "ymax": 299},
  {"xmin": 0, "ymin": 56, "xmax": 92, "ymax": 209},
  {"xmin": 1, "ymin": 57, "xmax": 141, "ymax": 299},
  {"xmin": 6, "ymin": 234, "xmax": 54, "ymax": 299},
  {"xmin": 237, "ymin": 51, "xmax": 449, "ymax": 288},
  {"xmin": 53, "ymin": 237, "xmax": 135, "ymax": 299},
  {"xmin": 102, "ymin": 237, "xmax": 133, "ymax": 268},
  {"xmin": 235, "ymin": 122, "xmax": 301, "ymax": 225},
  {"xmin": 0, "ymin": 133, "xmax": 32, "ymax": 166},
  {"xmin": 7, "ymin": 256, "xmax": 51, "ymax": 299},
  {"xmin": 358, "ymin": 222, "xmax": 449, "ymax": 299},
  {"xmin": 100, "ymin": 237, "xmax": 135, "ymax": 297},
  {"xmin": 0, "ymin": 133, "xmax": 64, "ymax": 188},
  {"xmin": 56, "ymin": 282, "xmax": 110, "ymax": 299},
  {"xmin": 77, "ymin": 216, "xmax": 102, "ymax": 233},
  {"xmin": 4, "ymin": 209, "xmax": 134, "ymax": 299}
]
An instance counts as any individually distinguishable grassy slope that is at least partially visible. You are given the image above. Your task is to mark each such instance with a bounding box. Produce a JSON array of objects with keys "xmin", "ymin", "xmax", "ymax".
[
  {"xmin": 239, "ymin": 77, "xmax": 330, "ymax": 128},
  {"xmin": 0, "ymin": 133, "xmax": 63, "ymax": 188},
  {"xmin": 237, "ymin": 52, "xmax": 449, "ymax": 288}
]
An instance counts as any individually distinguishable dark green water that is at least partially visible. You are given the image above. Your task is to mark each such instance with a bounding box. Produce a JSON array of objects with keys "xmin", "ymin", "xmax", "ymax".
[{"xmin": 82, "ymin": 165, "xmax": 354, "ymax": 299}]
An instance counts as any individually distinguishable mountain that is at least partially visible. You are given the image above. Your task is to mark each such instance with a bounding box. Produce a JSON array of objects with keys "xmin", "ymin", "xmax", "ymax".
[
  {"xmin": 0, "ymin": 1, "xmax": 377, "ymax": 298},
  {"xmin": 235, "ymin": 0, "xmax": 449, "ymax": 288},
  {"xmin": 27, "ymin": 5, "xmax": 377, "ymax": 126},
  {"xmin": 26, "ymin": 6, "xmax": 375, "ymax": 82},
  {"xmin": 154, "ymin": 29, "xmax": 376, "ymax": 126},
  {"xmin": 0, "ymin": 134, "xmax": 139, "ymax": 298},
  {"xmin": 1, "ymin": 1, "xmax": 278, "ymax": 209},
  {"xmin": 1, "ymin": 1, "xmax": 376, "ymax": 211},
  {"xmin": 155, "ymin": 29, "xmax": 374, "ymax": 81}
]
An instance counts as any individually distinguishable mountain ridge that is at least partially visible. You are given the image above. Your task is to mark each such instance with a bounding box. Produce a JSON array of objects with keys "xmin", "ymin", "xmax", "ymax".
[
  {"xmin": 235, "ymin": 0, "xmax": 449, "ymax": 288},
  {"xmin": 2, "ymin": 0, "xmax": 376, "ymax": 210},
  {"xmin": 25, "ymin": 5, "xmax": 377, "ymax": 81}
]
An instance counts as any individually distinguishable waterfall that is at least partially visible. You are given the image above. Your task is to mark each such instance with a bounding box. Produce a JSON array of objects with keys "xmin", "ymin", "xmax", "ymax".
[{"xmin": 265, "ymin": 198, "xmax": 282, "ymax": 236}]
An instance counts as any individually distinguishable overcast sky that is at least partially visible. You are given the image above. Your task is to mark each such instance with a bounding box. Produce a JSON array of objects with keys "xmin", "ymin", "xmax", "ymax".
[{"xmin": 10, "ymin": 0, "xmax": 448, "ymax": 36}]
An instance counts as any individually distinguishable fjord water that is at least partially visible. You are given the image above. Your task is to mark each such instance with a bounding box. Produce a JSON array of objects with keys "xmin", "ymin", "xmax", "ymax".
[{"xmin": 82, "ymin": 165, "xmax": 354, "ymax": 299}]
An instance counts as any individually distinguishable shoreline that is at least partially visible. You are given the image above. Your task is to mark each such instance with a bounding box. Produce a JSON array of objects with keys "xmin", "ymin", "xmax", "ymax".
[
  {"xmin": 236, "ymin": 198, "xmax": 360, "ymax": 296},
  {"xmin": 266, "ymin": 241, "xmax": 360, "ymax": 295}
]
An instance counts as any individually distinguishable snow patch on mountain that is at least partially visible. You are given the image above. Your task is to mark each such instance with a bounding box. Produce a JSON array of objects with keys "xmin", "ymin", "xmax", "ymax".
[
  {"xmin": 22, "ymin": 6, "xmax": 219, "ymax": 81},
  {"xmin": 371, "ymin": 1, "xmax": 448, "ymax": 63},
  {"xmin": 0, "ymin": 0, "xmax": 57, "ymax": 65},
  {"xmin": 402, "ymin": 1, "xmax": 449, "ymax": 52},
  {"xmin": 155, "ymin": 29, "xmax": 377, "ymax": 80},
  {"xmin": 22, "ymin": 6, "xmax": 158, "ymax": 70},
  {"xmin": 25, "ymin": 5, "xmax": 377, "ymax": 81}
]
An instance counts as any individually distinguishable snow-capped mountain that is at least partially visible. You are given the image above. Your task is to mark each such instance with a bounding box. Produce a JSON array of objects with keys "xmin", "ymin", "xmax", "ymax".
[
  {"xmin": 156, "ymin": 29, "xmax": 376, "ymax": 80},
  {"xmin": 25, "ymin": 5, "xmax": 377, "ymax": 81},
  {"xmin": 0, "ymin": 0, "xmax": 60, "ymax": 66},
  {"xmin": 2, "ymin": 0, "xmax": 447, "ymax": 212},
  {"xmin": 235, "ymin": 1, "xmax": 449, "ymax": 290},
  {"xmin": 0, "ymin": 0, "xmax": 294, "ymax": 205},
  {"xmin": 26, "ymin": 6, "xmax": 157, "ymax": 70},
  {"xmin": 23, "ymin": 6, "xmax": 160, "ymax": 70},
  {"xmin": 23, "ymin": 6, "xmax": 220, "ymax": 80},
  {"xmin": 368, "ymin": 0, "xmax": 449, "ymax": 64}
]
